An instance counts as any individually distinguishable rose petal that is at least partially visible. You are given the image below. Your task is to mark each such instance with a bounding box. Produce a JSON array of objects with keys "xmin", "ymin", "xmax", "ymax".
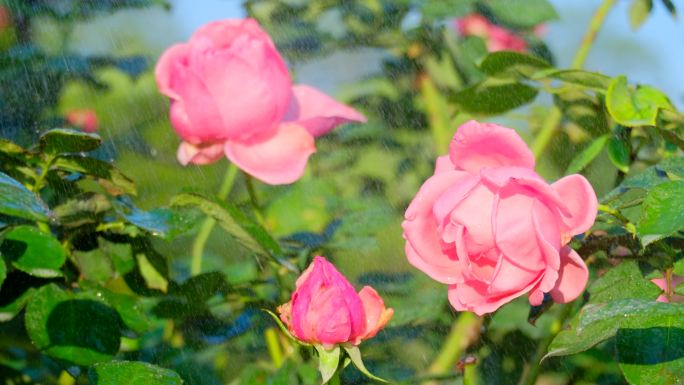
[
  {"xmin": 191, "ymin": 18, "xmax": 277, "ymax": 51},
  {"xmin": 549, "ymin": 247, "xmax": 589, "ymax": 303},
  {"xmin": 283, "ymin": 85, "xmax": 367, "ymax": 137},
  {"xmin": 177, "ymin": 141, "xmax": 225, "ymax": 165},
  {"xmin": 493, "ymin": 180, "xmax": 550, "ymax": 272},
  {"xmin": 358, "ymin": 286, "xmax": 393, "ymax": 342},
  {"xmin": 170, "ymin": 68, "xmax": 230, "ymax": 143},
  {"xmin": 403, "ymin": 170, "xmax": 472, "ymax": 284},
  {"xmin": 224, "ymin": 123, "xmax": 316, "ymax": 185},
  {"xmin": 196, "ymin": 45, "xmax": 290, "ymax": 141},
  {"xmin": 449, "ymin": 120, "xmax": 535, "ymax": 174},
  {"xmin": 448, "ymin": 274, "xmax": 542, "ymax": 316},
  {"xmin": 551, "ymin": 174, "xmax": 598, "ymax": 237},
  {"xmin": 434, "ymin": 155, "xmax": 455, "ymax": 174},
  {"xmin": 155, "ymin": 44, "xmax": 190, "ymax": 100}
]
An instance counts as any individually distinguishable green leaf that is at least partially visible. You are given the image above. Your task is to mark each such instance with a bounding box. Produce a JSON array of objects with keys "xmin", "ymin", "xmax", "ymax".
[
  {"xmin": 315, "ymin": 345, "xmax": 340, "ymax": 384},
  {"xmin": 25, "ymin": 284, "xmax": 122, "ymax": 365},
  {"xmin": 629, "ymin": 0, "xmax": 653, "ymax": 30},
  {"xmin": 53, "ymin": 192, "xmax": 112, "ymax": 227},
  {"xmin": 74, "ymin": 248, "xmax": 115, "ymax": 284},
  {"xmin": 52, "ymin": 155, "xmax": 137, "ymax": 195},
  {"xmin": 588, "ymin": 261, "xmax": 661, "ymax": 304},
  {"xmin": 607, "ymin": 130, "xmax": 631, "ymax": 173},
  {"xmin": 661, "ymin": 0, "xmax": 676, "ymax": 16},
  {"xmin": 545, "ymin": 262, "xmax": 660, "ymax": 359},
  {"xmin": 136, "ymin": 252, "xmax": 168, "ymax": 293},
  {"xmin": 541, "ymin": 69, "xmax": 612, "ymax": 91},
  {"xmin": 343, "ymin": 345, "xmax": 390, "ymax": 383},
  {"xmin": 636, "ymin": 181, "xmax": 684, "ymax": 245},
  {"xmin": 89, "ymin": 361, "xmax": 182, "ymax": 385},
  {"xmin": 0, "ymin": 288, "xmax": 36, "ymax": 322},
  {"xmin": 617, "ymin": 318, "xmax": 684, "ymax": 385},
  {"xmin": 171, "ymin": 193, "xmax": 282, "ymax": 257},
  {"xmin": 39, "ymin": 128, "xmax": 102, "ymax": 155},
  {"xmin": 479, "ymin": 51, "xmax": 551, "ymax": 79},
  {"xmin": 451, "ymin": 82, "xmax": 538, "ymax": 114},
  {"xmin": 565, "ymin": 135, "xmax": 609, "ymax": 175},
  {"xmin": 0, "ymin": 171, "xmax": 51, "ymax": 222},
  {"xmin": 0, "ymin": 139, "xmax": 26, "ymax": 155},
  {"xmin": 114, "ymin": 201, "xmax": 199, "ymax": 240},
  {"xmin": 1, "ymin": 226, "xmax": 66, "ymax": 278},
  {"xmin": 603, "ymin": 157, "xmax": 684, "ymax": 202},
  {"xmin": 486, "ymin": 0, "xmax": 558, "ymax": 28},
  {"xmin": 178, "ymin": 271, "xmax": 229, "ymax": 303},
  {"xmin": 606, "ymin": 75, "xmax": 672, "ymax": 127}
]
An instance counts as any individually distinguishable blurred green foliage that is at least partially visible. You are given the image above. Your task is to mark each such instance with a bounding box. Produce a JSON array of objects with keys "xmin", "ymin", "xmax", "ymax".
[{"xmin": 1, "ymin": 0, "xmax": 684, "ymax": 384}]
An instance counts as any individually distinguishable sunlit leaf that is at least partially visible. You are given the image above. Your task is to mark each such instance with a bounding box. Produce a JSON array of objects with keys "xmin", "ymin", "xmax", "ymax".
[
  {"xmin": 171, "ymin": 193, "xmax": 282, "ymax": 257},
  {"xmin": 53, "ymin": 155, "xmax": 137, "ymax": 195},
  {"xmin": 636, "ymin": 180, "xmax": 684, "ymax": 246},
  {"xmin": 479, "ymin": 51, "xmax": 551, "ymax": 79},
  {"xmin": 1, "ymin": 226, "xmax": 66, "ymax": 278},
  {"xmin": 629, "ymin": 0, "xmax": 653, "ymax": 30},
  {"xmin": 565, "ymin": 135, "xmax": 609, "ymax": 174},
  {"xmin": 315, "ymin": 345, "xmax": 340, "ymax": 384},
  {"xmin": 486, "ymin": 0, "xmax": 558, "ymax": 28},
  {"xmin": 451, "ymin": 82, "xmax": 538, "ymax": 114},
  {"xmin": 89, "ymin": 361, "xmax": 182, "ymax": 385},
  {"xmin": 606, "ymin": 75, "xmax": 672, "ymax": 127},
  {"xmin": 0, "ymin": 171, "xmax": 51, "ymax": 222},
  {"xmin": 39, "ymin": 128, "xmax": 101, "ymax": 155},
  {"xmin": 25, "ymin": 284, "xmax": 121, "ymax": 365}
]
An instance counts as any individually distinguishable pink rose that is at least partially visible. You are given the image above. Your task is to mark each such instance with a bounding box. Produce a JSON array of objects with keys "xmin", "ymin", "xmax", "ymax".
[
  {"xmin": 651, "ymin": 274, "xmax": 684, "ymax": 303},
  {"xmin": 277, "ymin": 256, "xmax": 393, "ymax": 347},
  {"xmin": 65, "ymin": 109, "xmax": 99, "ymax": 133},
  {"xmin": 402, "ymin": 121, "xmax": 598, "ymax": 316},
  {"xmin": 155, "ymin": 19, "xmax": 366, "ymax": 185},
  {"xmin": 455, "ymin": 14, "xmax": 528, "ymax": 52}
]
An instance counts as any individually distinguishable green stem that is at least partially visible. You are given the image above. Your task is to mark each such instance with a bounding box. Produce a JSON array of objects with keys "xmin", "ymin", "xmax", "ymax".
[
  {"xmin": 190, "ymin": 163, "xmax": 239, "ymax": 276},
  {"xmin": 244, "ymin": 172, "xmax": 266, "ymax": 224},
  {"xmin": 518, "ymin": 304, "xmax": 574, "ymax": 385},
  {"xmin": 530, "ymin": 0, "xmax": 617, "ymax": 160},
  {"xmin": 32, "ymin": 155, "xmax": 55, "ymax": 193},
  {"xmin": 427, "ymin": 312, "xmax": 482, "ymax": 380},
  {"xmin": 264, "ymin": 327, "xmax": 284, "ymax": 368}
]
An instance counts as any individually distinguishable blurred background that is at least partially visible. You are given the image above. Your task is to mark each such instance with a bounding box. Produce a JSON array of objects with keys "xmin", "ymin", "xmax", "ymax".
[{"xmin": 0, "ymin": 0, "xmax": 681, "ymax": 383}]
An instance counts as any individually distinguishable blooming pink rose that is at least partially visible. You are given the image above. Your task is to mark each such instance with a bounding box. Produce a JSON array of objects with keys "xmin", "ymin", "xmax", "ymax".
[
  {"xmin": 402, "ymin": 121, "xmax": 598, "ymax": 316},
  {"xmin": 651, "ymin": 274, "xmax": 684, "ymax": 303},
  {"xmin": 455, "ymin": 14, "xmax": 528, "ymax": 52},
  {"xmin": 277, "ymin": 256, "xmax": 393, "ymax": 347},
  {"xmin": 65, "ymin": 109, "xmax": 99, "ymax": 133},
  {"xmin": 155, "ymin": 19, "xmax": 366, "ymax": 185}
]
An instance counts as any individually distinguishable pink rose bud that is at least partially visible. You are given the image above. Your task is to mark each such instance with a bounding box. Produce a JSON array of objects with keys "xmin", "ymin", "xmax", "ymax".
[
  {"xmin": 155, "ymin": 18, "xmax": 366, "ymax": 185},
  {"xmin": 277, "ymin": 256, "xmax": 393, "ymax": 347},
  {"xmin": 402, "ymin": 121, "xmax": 598, "ymax": 316},
  {"xmin": 455, "ymin": 14, "xmax": 528, "ymax": 52},
  {"xmin": 65, "ymin": 109, "xmax": 99, "ymax": 133},
  {"xmin": 651, "ymin": 274, "xmax": 684, "ymax": 303}
]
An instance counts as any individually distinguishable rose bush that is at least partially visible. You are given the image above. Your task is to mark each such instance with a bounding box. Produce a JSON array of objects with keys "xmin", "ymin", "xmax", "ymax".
[
  {"xmin": 155, "ymin": 18, "xmax": 366, "ymax": 185},
  {"xmin": 278, "ymin": 256, "xmax": 393, "ymax": 348},
  {"xmin": 403, "ymin": 120, "xmax": 598, "ymax": 315}
]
